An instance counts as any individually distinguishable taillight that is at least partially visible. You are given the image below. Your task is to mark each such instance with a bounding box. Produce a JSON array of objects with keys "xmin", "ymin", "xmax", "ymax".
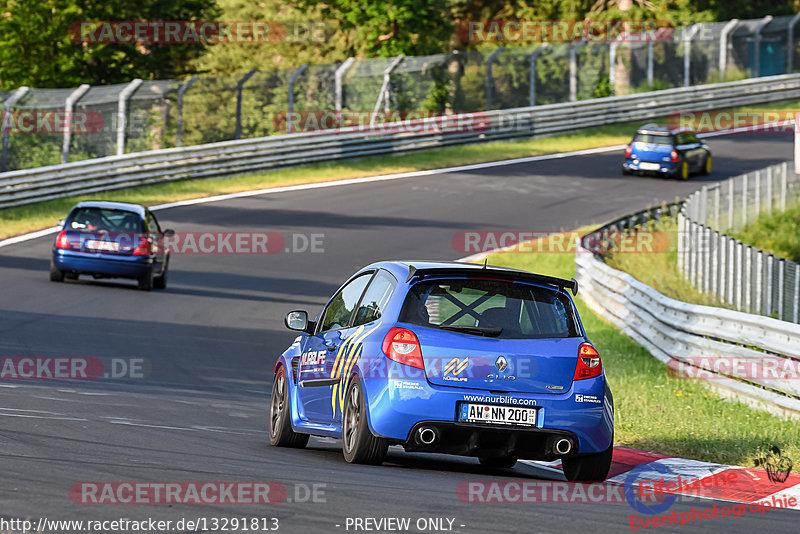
[
  {"xmin": 55, "ymin": 230, "xmax": 70, "ymax": 250},
  {"xmin": 574, "ymin": 343, "xmax": 602, "ymax": 380},
  {"xmin": 625, "ymin": 145, "xmax": 632, "ymax": 158},
  {"xmin": 670, "ymin": 149, "xmax": 679, "ymax": 163},
  {"xmin": 382, "ymin": 327, "xmax": 424, "ymax": 369},
  {"xmin": 132, "ymin": 237, "xmax": 152, "ymax": 256}
]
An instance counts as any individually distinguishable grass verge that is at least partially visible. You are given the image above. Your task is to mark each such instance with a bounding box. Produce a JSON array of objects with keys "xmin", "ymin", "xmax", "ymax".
[
  {"xmin": 485, "ymin": 230, "xmax": 800, "ymax": 467},
  {"xmin": 5, "ymin": 97, "xmax": 800, "ymax": 242},
  {"xmin": 731, "ymin": 203, "xmax": 800, "ymax": 263}
]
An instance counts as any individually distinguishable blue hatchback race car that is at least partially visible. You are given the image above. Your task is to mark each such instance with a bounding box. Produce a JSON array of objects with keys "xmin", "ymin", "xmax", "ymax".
[{"xmin": 269, "ymin": 261, "xmax": 614, "ymax": 481}]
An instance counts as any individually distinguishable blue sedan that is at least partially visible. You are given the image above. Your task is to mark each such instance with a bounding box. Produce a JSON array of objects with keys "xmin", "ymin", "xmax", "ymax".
[
  {"xmin": 269, "ymin": 261, "xmax": 614, "ymax": 481},
  {"xmin": 50, "ymin": 201, "xmax": 172, "ymax": 291}
]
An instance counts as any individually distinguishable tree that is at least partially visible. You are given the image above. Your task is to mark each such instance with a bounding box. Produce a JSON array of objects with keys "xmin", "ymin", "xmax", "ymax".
[
  {"xmin": 294, "ymin": 0, "xmax": 453, "ymax": 58},
  {"xmin": 0, "ymin": 0, "xmax": 220, "ymax": 89}
]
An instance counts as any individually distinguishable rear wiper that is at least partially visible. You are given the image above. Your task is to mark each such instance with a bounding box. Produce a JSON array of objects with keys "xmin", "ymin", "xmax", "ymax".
[{"xmin": 438, "ymin": 325, "xmax": 503, "ymax": 337}]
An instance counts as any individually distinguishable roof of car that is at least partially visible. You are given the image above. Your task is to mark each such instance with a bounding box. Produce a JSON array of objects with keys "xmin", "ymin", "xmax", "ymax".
[
  {"xmin": 72, "ymin": 201, "xmax": 147, "ymax": 217},
  {"xmin": 364, "ymin": 260, "xmax": 578, "ymax": 295},
  {"xmin": 636, "ymin": 123, "xmax": 694, "ymax": 136}
]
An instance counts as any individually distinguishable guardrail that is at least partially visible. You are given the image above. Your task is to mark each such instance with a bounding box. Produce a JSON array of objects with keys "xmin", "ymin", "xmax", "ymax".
[
  {"xmin": 678, "ymin": 162, "xmax": 800, "ymax": 322},
  {"xmin": 3, "ymin": 74, "xmax": 800, "ymax": 209},
  {"xmin": 577, "ymin": 202, "xmax": 800, "ymax": 419}
]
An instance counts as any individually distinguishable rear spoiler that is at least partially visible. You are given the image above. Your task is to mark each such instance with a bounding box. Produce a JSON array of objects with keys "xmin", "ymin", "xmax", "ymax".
[{"xmin": 405, "ymin": 265, "xmax": 578, "ymax": 296}]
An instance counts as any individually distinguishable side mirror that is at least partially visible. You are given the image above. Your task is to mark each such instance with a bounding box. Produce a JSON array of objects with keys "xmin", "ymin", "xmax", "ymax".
[
  {"xmin": 57, "ymin": 219, "xmax": 65, "ymax": 228},
  {"xmin": 285, "ymin": 310, "xmax": 309, "ymax": 332},
  {"xmin": 163, "ymin": 229, "xmax": 175, "ymax": 236}
]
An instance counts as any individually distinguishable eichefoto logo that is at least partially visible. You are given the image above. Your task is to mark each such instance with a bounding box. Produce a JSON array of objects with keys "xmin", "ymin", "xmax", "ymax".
[
  {"xmin": 70, "ymin": 482, "xmax": 287, "ymax": 504},
  {"xmin": 69, "ymin": 21, "xmax": 331, "ymax": 44},
  {"xmin": 1, "ymin": 110, "xmax": 103, "ymax": 134},
  {"xmin": 0, "ymin": 357, "xmax": 149, "ymax": 380},
  {"xmin": 273, "ymin": 110, "xmax": 490, "ymax": 135},
  {"xmin": 456, "ymin": 20, "xmax": 674, "ymax": 43}
]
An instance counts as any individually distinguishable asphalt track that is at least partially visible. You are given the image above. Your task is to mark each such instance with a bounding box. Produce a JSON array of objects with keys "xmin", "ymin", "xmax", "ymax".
[{"xmin": 0, "ymin": 133, "xmax": 797, "ymax": 533}]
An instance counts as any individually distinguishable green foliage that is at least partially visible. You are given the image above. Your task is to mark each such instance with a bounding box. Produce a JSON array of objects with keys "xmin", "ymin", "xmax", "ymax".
[
  {"xmin": 731, "ymin": 203, "xmax": 800, "ymax": 263},
  {"xmin": 294, "ymin": 0, "xmax": 453, "ymax": 58},
  {"xmin": 0, "ymin": 0, "xmax": 220, "ymax": 89},
  {"xmin": 594, "ymin": 76, "xmax": 613, "ymax": 98}
]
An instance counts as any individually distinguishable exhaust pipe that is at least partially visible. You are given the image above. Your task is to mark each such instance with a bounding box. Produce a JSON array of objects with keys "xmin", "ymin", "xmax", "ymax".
[
  {"xmin": 554, "ymin": 438, "xmax": 572, "ymax": 455},
  {"xmin": 416, "ymin": 427, "xmax": 438, "ymax": 446}
]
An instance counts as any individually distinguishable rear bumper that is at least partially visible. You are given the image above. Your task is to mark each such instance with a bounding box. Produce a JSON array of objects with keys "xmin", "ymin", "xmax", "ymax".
[
  {"xmin": 53, "ymin": 249, "xmax": 153, "ymax": 279},
  {"xmin": 360, "ymin": 371, "xmax": 613, "ymax": 457},
  {"xmin": 623, "ymin": 159, "xmax": 678, "ymax": 176}
]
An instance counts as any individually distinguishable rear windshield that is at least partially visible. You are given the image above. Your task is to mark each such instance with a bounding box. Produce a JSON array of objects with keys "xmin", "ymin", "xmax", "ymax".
[
  {"xmin": 67, "ymin": 208, "xmax": 142, "ymax": 233},
  {"xmin": 399, "ymin": 279, "xmax": 579, "ymax": 339},
  {"xmin": 633, "ymin": 133, "xmax": 673, "ymax": 145}
]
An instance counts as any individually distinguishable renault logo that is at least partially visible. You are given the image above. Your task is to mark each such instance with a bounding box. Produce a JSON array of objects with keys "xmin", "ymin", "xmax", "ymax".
[{"xmin": 495, "ymin": 356, "xmax": 508, "ymax": 372}]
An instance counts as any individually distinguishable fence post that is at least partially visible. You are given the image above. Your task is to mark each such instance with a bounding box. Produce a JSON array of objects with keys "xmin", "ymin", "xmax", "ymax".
[
  {"xmin": 794, "ymin": 265, "xmax": 799, "ymax": 323},
  {"xmin": 647, "ymin": 41, "xmax": 654, "ymax": 86},
  {"xmin": 700, "ymin": 185, "xmax": 708, "ymax": 225},
  {"xmin": 781, "ymin": 161, "xmax": 788, "ymax": 210},
  {"xmin": 755, "ymin": 250, "xmax": 763, "ymax": 314},
  {"xmin": 728, "ymin": 179, "xmax": 734, "ymax": 230},
  {"xmin": 116, "ymin": 79, "xmax": 143, "ymax": 156},
  {"xmin": 486, "ymin": 47, "xmax": 505, "ymax": 110},
  {"xmin": 727, "ymin": 238, "xmax": 735, "ymax": 307},
  {"xmin": 766, "ymin": 165, "xmax": 773, "ymax": 214},
  {"xmin": 766, "ymin": 255, "xmax": 774, "ymax": 315},
  {"xmin": 287, "ymin": 64, "xmax": 308, "ymax": 134},
  {"xmin": 61, "ymin": 84, "xmax": 90, "ymax": 164},
  {"xmin": 714, "ymin": 186, "xmax": 720, "ymax": 229},
  {"xmin": 1, "ymin": 86, "xmax": 30, "ymax": 172},
  {"xmin": 677, "ymin": 211, "xmax": 685, "ymax": 276},
  {"xmin": 778, "ymin": 260, "xmax": 785, "ymax": 320},
  {"xmin": 609, "ymin": 41, "xmax": 618, "ymax": 90},
  {"xmin": 369, "ymin": 55, "xmax": 405, "ymax": 127},
  {"xmin": 234, "ymin": 69, "xmax": 257, "ymax": 140},
  {"xmin": 569, "ymin": 42, "xmax": 587, "ymax": 102},
  {"xmin": 683, "ymin": 24, "xmax": 702, "ymax": 87},
  {"xmin": 176, "ymin": 76, "xmax": 198, "ymax": 147},
  {"xmin": 735, "ymin": 241, "xmax": 743, "ymax": 311},
  {"xmin": 529, "ymin": 44, "xmax": 548, "ymax": 106},
  {"xmin": 704, "ymin": 226, "xmax": 711, "ymax": 294},
  {"xmin": 334, "ymin": 57, "xmax": 355, "ymax": 116},
  {"xmin": 742, "ymin": 172, "xmax": 748, "ymax": 228},
  {"xmin": 719, "ymin": 19, "xmax": 739, "ymax": 78},
  {"xmin": 744, "ymin": 246, "xmax": 752, "ymax": 312},
  {"xmin": 754, "ymin": 169, "xmax": 761, "ymax": 217}
]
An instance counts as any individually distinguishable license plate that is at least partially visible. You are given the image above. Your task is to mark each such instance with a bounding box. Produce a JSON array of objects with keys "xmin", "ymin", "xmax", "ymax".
[
  {"xmin": 85, "ymin": 239, "xmax": 119, "ymax": 252},
  {"xmin": 459, "ymin": 403, "xmax": 537, "ymax": 427},
  {"xmin": 639, "ymin": 162, "xmax": 661, "ymax": 171}
]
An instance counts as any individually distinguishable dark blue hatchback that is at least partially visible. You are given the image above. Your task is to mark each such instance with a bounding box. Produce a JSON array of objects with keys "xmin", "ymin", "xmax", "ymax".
[
  {"xmin": 50, "ymin": 201, "xmax": 173, "ymax": 291},
  {"xmin": 622, "ymin": 124, "xmax": 711, "ymax": 180}
]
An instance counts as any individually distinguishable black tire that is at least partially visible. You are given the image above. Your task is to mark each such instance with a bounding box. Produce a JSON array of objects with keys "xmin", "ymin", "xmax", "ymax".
[
  {"xmin": 562, "ymin": 440, "xmax": 613, "ymax": 482},
  {"xmin": 268, "ymin": 366, "xmax": 309, "ymax": 448},
  {"xmin": 153, "ymin": 260, "xmax": 168, "ymax": 290},
  {"xmin": 138, "ymin": 267, "xmax": 153, "ymax": 291},
  {"xmin": 621, "ymin": 167, "xmax": 632, "ymax": 176},
  {"xmin": 49, "ymin": 262, "xmax": 64, "ymax": 282},
  {"xmin": 478, "ymin": 455, "xmax": 517, "ymax": 469},
  {"xmin": 342, "ymin": 376, "xmax": 387, "ymax": 464}
]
